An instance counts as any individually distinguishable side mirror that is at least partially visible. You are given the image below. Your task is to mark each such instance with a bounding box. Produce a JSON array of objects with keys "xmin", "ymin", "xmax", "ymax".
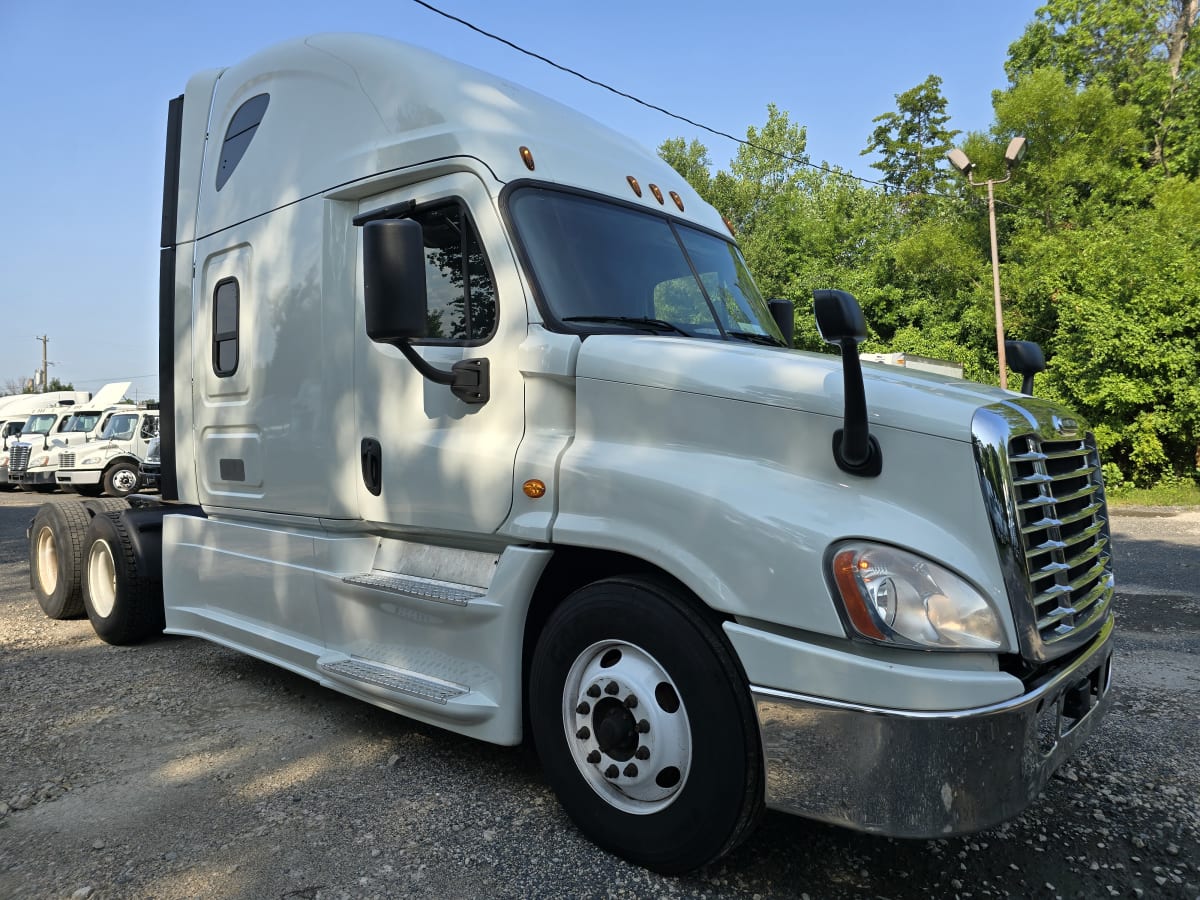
[
  {"xmin": 1005, "ymin": 340, "xmax": 1045, "ymax": 396},
  {"xmin": 812, "ymin": 289, "xmax": 881, "ymax": 477},
  {"xmin": 767, "ymin": 298, "xmax": 794, "ymax": 347},
  {"xmin": 360, "ymin": 216, "xmax": 489, "ymax": 405},
  {"xmin": 364, "ymin": 218, "xmax": 429, "ymax": 343}
]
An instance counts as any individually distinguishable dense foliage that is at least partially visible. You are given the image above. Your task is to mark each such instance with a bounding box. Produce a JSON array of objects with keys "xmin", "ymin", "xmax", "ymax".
[{"xmin": 660, "ymin": 0, "xmax": 1199, "ymax": 486}]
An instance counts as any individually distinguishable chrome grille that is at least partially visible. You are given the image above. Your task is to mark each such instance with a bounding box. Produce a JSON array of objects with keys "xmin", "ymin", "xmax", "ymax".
[
  {"xmin": 59, "ymin": 452, "xmax": 76, "ymax": 469},
  {"xmin": 1009, "ymin": 434, "xmax": 1112, "ymax": 645},
  {"xmin": 973, "ymin": 403, "xmax": 1115, "ymax": 662},
  {"xmin": 8, "ymin": 444, "xmax": 30, "ymax": 475}
]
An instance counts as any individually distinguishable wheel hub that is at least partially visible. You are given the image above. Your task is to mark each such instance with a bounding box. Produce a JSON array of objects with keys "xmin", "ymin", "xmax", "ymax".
[{"xmin": 563, "ymin": 640, "xmax": 692, "ymax": 814}]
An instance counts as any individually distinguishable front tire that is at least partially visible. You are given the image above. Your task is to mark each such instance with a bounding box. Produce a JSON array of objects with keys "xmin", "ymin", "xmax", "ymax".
[
  {"xmin": 102, "ymin": 462, "xmax": 140, "ymax": 498},
  {"xmin": 81, "ymin": 511, "xmax": 164, "ymax": 645},
  {"xmin": 529, "ymin": 576, "xmax": 763, "ymax": 873},
  {"xmin": 28, "ymin": 502, "xmax": 91, "ymax": 618}
]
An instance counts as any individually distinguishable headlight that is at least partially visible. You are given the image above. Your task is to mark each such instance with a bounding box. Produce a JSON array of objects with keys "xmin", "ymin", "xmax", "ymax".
[
  {"xmin": 81, "ymin": 454, "xmax": 105, "ymax": 466},
  {"xmin": 829, "ymin": 542, "xmax": 1008, "ymax": 651},
  {"xmin": 32, "ymin": 454, "xmax": 51, "ymax": 468}
]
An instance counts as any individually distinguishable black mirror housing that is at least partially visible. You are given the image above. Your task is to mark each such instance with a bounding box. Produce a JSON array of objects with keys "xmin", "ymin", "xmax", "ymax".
[
  {"xmin": 767, "ymin": 299, "xmax": 795, "ymax": 347},
  {"xmin": 812, "ymin": 289, "xmax": 866, "ymax": 344},
  {"xmin": 1005, "ymin": 340, "xmax": 1046, "ymax": 396},
  {"xmin": 364, "ymin": 218, "xmax": 428, "ymax": 344}
]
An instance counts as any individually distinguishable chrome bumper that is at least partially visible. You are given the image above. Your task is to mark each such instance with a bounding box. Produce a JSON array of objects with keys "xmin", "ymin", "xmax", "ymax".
[{"xmin": 753, "ymin": 615, "xmax": 1114, "ymax": 838}]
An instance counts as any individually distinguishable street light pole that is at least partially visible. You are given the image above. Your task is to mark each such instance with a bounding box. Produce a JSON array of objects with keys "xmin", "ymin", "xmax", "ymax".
[
  {"xmin": 946, "ymin": 137, "xmax": 1028, "ymax": 391},
  {"xmin": 986, "ymin": 179, "xmax": 1006, "ymax": 389}
]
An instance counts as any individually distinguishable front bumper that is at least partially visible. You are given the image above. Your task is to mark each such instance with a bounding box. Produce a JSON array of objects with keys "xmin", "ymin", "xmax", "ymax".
[
  {"xmin": 10, "ymin": 469, "xmax": 56, "ymax": 486},
  {"xmin": 56, "ymin": 469, "xmax": 103, "ymax": 486},
  {"xmin": 753, "ymin": 614, "xmax": 1114, "ymax": 838}
]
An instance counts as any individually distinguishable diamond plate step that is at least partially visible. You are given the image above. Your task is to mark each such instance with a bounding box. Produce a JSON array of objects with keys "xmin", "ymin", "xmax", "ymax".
[
  {"xmin": 342, "ymin": 571, "xmax": 485, "ymax": 607},
  {"xmin": 318, "ymin": 657, "xmax": 468, "ymax": 705}
]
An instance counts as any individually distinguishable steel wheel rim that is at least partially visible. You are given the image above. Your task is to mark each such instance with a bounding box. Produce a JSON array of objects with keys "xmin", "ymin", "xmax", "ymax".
[
  {"xmin": 112, "ymin": 469, "xmax": 137, "ymax": 493},
  {"xmin": 562, "ymin": 640, "xmax": 692, "ymax": 815},
  {"xmin": 35, "ymin": 526, "xmax": 59, "ymax": 595},
  {"xmin": 87, "ymin": 539, "xmax": 117, "ymax": 618}
]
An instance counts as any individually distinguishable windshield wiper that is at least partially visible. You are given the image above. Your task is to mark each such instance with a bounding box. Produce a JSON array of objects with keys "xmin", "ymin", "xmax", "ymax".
[
  {"xmin": 562, "ymin": 316, "xmax": 690, "ymax": 336},
  {"xmin": 725, "ymin": 329, "xmax": 786, "ymax": 347}
]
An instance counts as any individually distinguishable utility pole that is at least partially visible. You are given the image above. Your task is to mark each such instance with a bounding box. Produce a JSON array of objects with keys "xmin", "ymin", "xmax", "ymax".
[{"xmin": 35, "ymin": 335, "xmax": 49, "ymax": 393}]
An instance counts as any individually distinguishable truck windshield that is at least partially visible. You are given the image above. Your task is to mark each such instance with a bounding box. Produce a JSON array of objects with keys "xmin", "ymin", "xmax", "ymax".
[
  {"xmin": 100, "ymin": 413, "xmax": 138, "ymax": 441},
  {"xmin": 22, "ymin": 414, "xmax": 58, "ymax": 435},
  {"xmin": 507, "ymin": 187, "xmax": 784, "ymax": 345},
  {"xmin": 63, "ymin": 413, "xmax": 102, "ymax": 433}
]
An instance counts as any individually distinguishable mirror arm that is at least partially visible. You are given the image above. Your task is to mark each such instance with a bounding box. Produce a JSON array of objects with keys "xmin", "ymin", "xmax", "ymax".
[{"xmin": 395, "ymin": 342, "xmax": 490, "ymax": 405}]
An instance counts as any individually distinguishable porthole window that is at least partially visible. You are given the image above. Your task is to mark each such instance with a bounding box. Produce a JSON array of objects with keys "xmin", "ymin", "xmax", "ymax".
[
  {"xmin": 215, "ymin": 93, "xmax": 269, "ymax": 191},
  {"xmin": 213, "ymin": 278, "xmax": 239, "ymax": 376}
]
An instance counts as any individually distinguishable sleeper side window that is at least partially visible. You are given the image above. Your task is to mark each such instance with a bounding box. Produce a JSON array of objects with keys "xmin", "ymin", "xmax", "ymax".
[
  {"xmin": 213, "ymin": 278, "xmax": 239, "ymax": 376},
  {"xmin": 411, "ymin": 203, "xmax": 497, "ymax": 343},
  {"xmin": 216, "ymin": 93, "xmax": 269, "ymax": 191}
]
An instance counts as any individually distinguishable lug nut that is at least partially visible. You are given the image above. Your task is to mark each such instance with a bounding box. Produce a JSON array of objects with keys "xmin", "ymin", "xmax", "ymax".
[
  {"xmin": 604, "ymin": 682, "xmax": 620, "ymax": 695},
  {"xmin": 576, "ymin": 701, "xmax": 590, "ymax": 715},
  {"xmin": 635, "ymin": 746, "xmax": 650, "ymax": 760},
  {"xmin": 576, "ymin": 726, "xmax": 591, "ymax": 740},
  {"xmin": 624, "ymin": 695, "xmax": 638, "ymax": 709},
  {"xmin": 605, "ymin": 765, "xmax": 619, "ymax": 779},
  {"xmin": 587, "ymin": 750, "xmax": 601, "ymax": 764},
  {"xmin": 636, "ymin": 719, "xmax": 650, "ymax": 733},
  {"xmin": 623, "ymin": 764, "xmax": 638, "ymax": 777},
  {"xmin": 587, "ymin": 684, "xmax": 601, "ymax": 698}
]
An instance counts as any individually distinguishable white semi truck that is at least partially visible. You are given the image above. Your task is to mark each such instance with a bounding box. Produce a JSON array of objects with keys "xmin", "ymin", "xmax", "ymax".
[
  {"xmin": 0, "ymin": 391, "xmax": 91, "ymax": 489},
  {"xmin": 55, "ymin": 407, "xmax": 159, "ymax": 497},
  {"xmin": 28, "ymin": 35, "xmax": 1114, "ymax": 873}
]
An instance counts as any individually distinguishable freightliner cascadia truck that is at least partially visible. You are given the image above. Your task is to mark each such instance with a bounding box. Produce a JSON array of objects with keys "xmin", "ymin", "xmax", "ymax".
[{"xmin": 27, "ymin": 34, "xmax": 1115, "ymax": 873}]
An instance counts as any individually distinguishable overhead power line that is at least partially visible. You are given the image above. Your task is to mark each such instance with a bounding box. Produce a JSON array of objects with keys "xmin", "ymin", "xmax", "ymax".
[
  {"xmin": 410, "ymin": 1, "xmax": 1052, "ymax": 220},
  {"xmin": 408, "ymin": 0, "xmax": 893, "ymax": 190}
]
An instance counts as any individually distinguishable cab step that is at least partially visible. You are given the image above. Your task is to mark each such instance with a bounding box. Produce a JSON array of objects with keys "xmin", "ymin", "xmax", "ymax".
[
  {"xmin": 317, "ymin": 654, "xmax": 469, "ymax": 705},
  {"xmin": 341, "ymin": 571, "xmax": 485, "ymax": 607}
]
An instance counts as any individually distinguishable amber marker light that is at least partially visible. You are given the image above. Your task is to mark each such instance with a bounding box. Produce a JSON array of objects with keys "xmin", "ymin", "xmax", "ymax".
[
  {"xmin": 519, "ymin": 146, "xmax": 536, "ymax": 171},
  {"xmin": 648, "ymin": 183, "xmax": 665, "ymax": 204},
  {"xmin": 523, "ymin": 479, "xmax": 547, "ymax": 499},
  {"xmin": 832, "ymin": 549, "xmax": 886, "ymax": 640},
  {"xmin": 722, "ymin": 215, "xmax": 736, "ymax": 237},
  {"xmin": 626, "ymin": 176, "xmax": 642, "ymax": 197},
  {"xmin": 669, "ymin": 191, "xmax": 685, "ymax": 212}
]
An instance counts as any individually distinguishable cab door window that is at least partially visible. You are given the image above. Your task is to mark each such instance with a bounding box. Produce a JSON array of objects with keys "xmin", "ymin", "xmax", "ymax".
[{"xmin": 411, "ymin": 203, "xmax": 496, "ymax": 343}]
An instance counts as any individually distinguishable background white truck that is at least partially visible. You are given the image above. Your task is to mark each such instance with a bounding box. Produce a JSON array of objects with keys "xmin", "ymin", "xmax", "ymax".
[
  {"xmin": 55, "ymin": 407, "xmax": 159, "ymax": 497},
  {"xmin": 0, "ymin": 391, "xmax": 91, "ymax": 489},
  {"xmin": 27, "ymin": 35, "xmax": 1114, "ymax": 873},
  {"xmin": 6, "ymin": 383, "xmax": 130, "ymax": 492}
]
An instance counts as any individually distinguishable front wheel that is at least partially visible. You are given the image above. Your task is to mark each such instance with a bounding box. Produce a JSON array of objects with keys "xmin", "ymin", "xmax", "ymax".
[
  {"xmin": 529, "ymin": 576, "xmax": 763, "ymax": 873},
  {"xmin": 103, "ymin": 462, "xmax": 140, "ymax": 497}
]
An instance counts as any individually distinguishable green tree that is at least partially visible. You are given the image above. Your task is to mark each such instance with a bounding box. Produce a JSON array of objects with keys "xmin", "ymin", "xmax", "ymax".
[
  {"xmin": 1006, "ymin": 0, "xmax": 1200, "ymax": 177},
  {"xmin": 862, "ymin": 75, "xmax": 961, "ymax": 197}
]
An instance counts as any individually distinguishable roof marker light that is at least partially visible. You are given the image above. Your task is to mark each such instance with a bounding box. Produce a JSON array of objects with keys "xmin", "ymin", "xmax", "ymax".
[
  {"xmin": 626, "ymin": 176, "xmax": 642, "ymax": 197},
  {"xmin": 519, "ymin": 146, "xmax": 535, "ymax": 171},
  {"xmin": 649, "ymin": 184, "xmax": 664, "ymax": 205},
  {"xmin": 669, "ymin": 191, "xmax": 685, "ymax": 212},
  {"xmin": 722, "ymin": 216, "xmax": 736, "ymax": 237}
]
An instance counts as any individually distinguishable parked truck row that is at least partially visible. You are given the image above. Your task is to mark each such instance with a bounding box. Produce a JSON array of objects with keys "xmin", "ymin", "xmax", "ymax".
[
  {"xmin": 25, "ymin": 34, "xmax": 1115, "ymax": 873},
  {"xmin": 1, "ymin": 382, "xmax": 159, "ymax": 497}
]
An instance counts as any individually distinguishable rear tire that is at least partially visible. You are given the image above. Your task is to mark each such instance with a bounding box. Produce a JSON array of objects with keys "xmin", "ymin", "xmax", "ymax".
[
  {"xmin": 81, "ymin": 511, "xmax": 164, "ymax": 645},
  {"xmin": 28, "ymin": 502, "xmax": 91, "ymax": 619},
  {"xmin": 529, "ymin": 575, "xmax": 763, "ymax": 873}
]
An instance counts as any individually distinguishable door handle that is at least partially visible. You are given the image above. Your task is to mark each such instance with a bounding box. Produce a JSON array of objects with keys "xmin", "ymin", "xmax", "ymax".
[{"xmin": 361, "ymin": 438, "xmax": 382, "ymax": 496}]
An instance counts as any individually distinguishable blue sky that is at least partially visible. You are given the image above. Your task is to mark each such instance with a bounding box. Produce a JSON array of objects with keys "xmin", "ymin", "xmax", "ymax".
[{"xmin": 0, "ymin": 0, "xmax": 1042, "ymax": 400}]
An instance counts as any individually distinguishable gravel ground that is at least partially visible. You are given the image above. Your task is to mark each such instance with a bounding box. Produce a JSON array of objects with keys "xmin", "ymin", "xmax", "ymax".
[{"xmin": 0, "ymin": 490, "xmax": 1197, "ymax": 899}]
